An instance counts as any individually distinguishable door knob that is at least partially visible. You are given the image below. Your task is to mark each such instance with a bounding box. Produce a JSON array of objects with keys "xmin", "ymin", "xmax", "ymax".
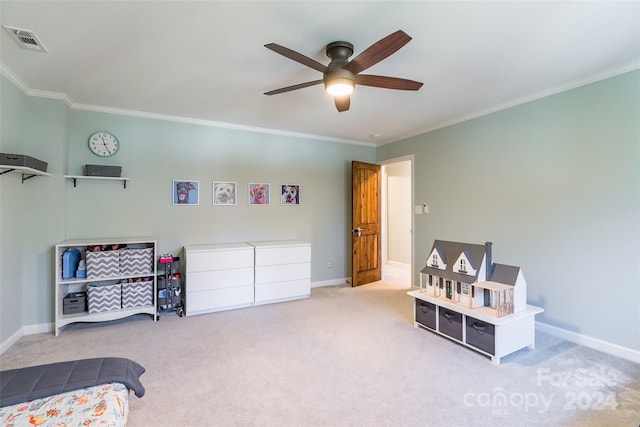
[{"xmin": 352, "ymin": 227, "xmax": 362, "ymax": 237}]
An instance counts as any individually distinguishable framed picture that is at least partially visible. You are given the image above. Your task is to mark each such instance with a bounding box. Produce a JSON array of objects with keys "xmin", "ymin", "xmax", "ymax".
[
  {"xmin": 213, "ymin": 181, "xmax": 237, "ymax": 205},
  {"xmin": 248, "ymin": 183, "xmax": 270, "ymax": 205},
  {"xmin": 280, "ymin": 184, "xmax": 300, "ymax": 205},
  {"xmin": 173, "ymin": 180, "xmax": 199, "ymax": 205}
]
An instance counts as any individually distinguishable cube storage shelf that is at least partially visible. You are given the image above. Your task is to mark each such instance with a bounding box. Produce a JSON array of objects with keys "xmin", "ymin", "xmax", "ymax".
[
  {"xmin": 408, "ymin": 290, "xmax": 543, "ymax": 365},
  {"xmin": 54, "ymin": 238, "xmax": 157, "ymax": 336}
]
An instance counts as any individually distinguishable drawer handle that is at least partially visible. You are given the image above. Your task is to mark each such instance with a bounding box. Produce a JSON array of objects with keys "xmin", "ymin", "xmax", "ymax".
[
  {"xmin": 472, "ymin": 323, "xmax": 487, "ymax": 335},
  {"xmin": 443, "ymin": 311, "xmax": 455, "ymax": 321}
]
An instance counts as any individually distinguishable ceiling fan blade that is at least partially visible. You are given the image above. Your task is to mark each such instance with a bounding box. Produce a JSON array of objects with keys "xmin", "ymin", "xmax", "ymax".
[
  {"xmin": 356, "ymin": 75, "xmax": 423, "ymax": 91},
  {"xmin": 265, "ymin": 43, "xmax": 329, "ymax": 73},
  {"xmin": 334, "ymin": 95, "xmax": 350, "ymax": 112},
  {"xmin": 264, "ymin": 80, "xmax": 323, "ymax": 95},
  {"xmin": 343, "ymin": 30, "xmax": 412, "ymax": 75}
]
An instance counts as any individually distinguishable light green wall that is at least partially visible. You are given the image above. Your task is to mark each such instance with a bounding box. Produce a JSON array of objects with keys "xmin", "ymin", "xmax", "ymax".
[
  {"xmin": 378, "ymin": 70, "xmax": 640, "ymax": 351},
  {"xmin": 64, "ymin": 109, "xmax": 373, "ymax": 276},
  {"xmin": 1, "ymin": 75, "xmax": 68, "ymax": 340},
  {"xmin": 0, "ymin": 74, "xmax": 375, "ymax": 343},
  {"xmin": 1, "ymin": 75, "xmax": 27, "ymax": 340}
]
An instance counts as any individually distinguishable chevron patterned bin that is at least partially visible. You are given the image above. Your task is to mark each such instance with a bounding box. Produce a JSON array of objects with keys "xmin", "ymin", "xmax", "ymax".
[
  {"xmin": 122, "ymin": 280, "xmax": 153, "ymax": 308},
  {"xmin": 87, "ymin": 282, "xmax": 121, "ymax": 313},
  {"xmin": 120, "ymin": 248, "xmax": 153, "ymax": 276},
  {"xmin": 86, "ymin": 250, "xmax": 120, "ymax": 279}
]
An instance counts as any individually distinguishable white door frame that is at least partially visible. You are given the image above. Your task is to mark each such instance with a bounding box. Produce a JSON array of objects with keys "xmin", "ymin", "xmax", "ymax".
[{"xmin": 379, "ymin": 154, "xmax": 415, "ymax": 286}]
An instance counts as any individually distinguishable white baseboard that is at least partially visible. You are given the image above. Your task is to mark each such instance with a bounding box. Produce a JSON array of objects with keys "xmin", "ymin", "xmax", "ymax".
[
  {"xmin": 0, "ymin": 328, "xmax": 24, "ymax": 356},
  {"xmin": 24, "ymin": 322, "xmax": 53, "ymax": 335},
  {"xmin": 536, "ymin": 321, "xmax": 640, "ymax": 364},
  {"xmin": 1, "ymin": 322, "xmax": 53, "ymax": 356},
  {"xmin": 311, "ymin": 278, "xmax": 349, "ymax": 288},
  {"xmin": 385, "ymin": 261, "xmax": 411, "ymax": 270}
]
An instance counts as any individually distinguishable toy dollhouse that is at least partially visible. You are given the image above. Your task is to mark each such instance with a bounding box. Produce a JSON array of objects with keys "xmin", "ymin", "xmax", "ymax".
[{"xmin": 420, "ymin": 240, "xmax": 526, "ymax": 317}]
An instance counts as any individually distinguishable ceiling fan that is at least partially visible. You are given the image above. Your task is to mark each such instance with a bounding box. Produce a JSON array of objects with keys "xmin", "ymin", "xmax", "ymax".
[{"xmin": 264, "ymin": 30, "xmax": 423, "ymax": 112}]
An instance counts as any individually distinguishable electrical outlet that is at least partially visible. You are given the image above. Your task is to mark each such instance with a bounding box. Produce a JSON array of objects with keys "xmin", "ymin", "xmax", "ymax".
[{"xmin": 327, "ymin": 260, "xmax": 332, "ymax": 268}]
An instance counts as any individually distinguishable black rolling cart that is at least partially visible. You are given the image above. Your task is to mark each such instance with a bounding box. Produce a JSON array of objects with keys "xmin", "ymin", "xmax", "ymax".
[{"xmin": 157, "ymin": 255, "xmax": 184, "ymax": 318}]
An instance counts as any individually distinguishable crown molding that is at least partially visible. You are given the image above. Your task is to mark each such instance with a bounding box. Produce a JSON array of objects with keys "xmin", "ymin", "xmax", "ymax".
[
  {"xmin": 0, "ymin": 63, "xmax": 374, "ymax": 147},
  {"xmin": 379, "ymin": 60, "xmax": 640, "ymax": 146}
]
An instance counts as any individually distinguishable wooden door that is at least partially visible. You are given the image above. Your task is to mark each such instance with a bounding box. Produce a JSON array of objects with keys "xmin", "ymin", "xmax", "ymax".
[{"xmin": 351, "ymin": 161, "xmax": 381, "ymax": 286}]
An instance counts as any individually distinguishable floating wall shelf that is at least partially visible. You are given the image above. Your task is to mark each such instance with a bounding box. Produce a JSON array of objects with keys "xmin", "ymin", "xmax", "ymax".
[
  {"xmin": 64, "ymin": 175, "xmax": 130, "ymax": 189},
  {"xmin": 0, "ymin": 165, "xmax": 52, "ymax": 183}
]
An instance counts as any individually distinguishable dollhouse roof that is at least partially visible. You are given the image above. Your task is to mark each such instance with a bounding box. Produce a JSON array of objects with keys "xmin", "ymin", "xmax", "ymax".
[
  {"xmin": 421, "ymin": 240, "xmax": 487, "ymax": 283},
  {"xmin": 489, "ymin": 264, "xmax": 520, "ymax": 286},
  {"xmin": 431, "ymin": 246, "xmax": 447, "ymax": 264}
]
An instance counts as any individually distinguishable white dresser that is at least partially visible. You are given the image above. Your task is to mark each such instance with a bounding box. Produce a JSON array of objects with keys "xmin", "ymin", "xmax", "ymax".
[
  {"xmin": 250, "ymin": 241, "xmax": 311, "ymax": 305},
  {"xmin": 183, "ymin": 243, "xmax": 254, "ymax": 316}
]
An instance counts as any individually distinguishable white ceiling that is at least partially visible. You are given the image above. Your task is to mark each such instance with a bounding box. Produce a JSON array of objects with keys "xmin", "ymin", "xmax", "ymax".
[{"xmin": 1, "ymin": 1, "xmax": 639, "ymax": 146}]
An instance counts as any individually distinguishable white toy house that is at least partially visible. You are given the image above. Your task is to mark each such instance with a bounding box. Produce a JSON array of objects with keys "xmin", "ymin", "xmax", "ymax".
[{"xmin": 420, "ymin": 240, "xmax": 527, "ymax": 317}]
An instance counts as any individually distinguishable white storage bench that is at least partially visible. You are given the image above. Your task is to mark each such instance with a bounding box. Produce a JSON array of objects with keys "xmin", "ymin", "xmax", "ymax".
[{"xmin": 409, "ymin": 290, "xmax": 543, "ymax": 365}]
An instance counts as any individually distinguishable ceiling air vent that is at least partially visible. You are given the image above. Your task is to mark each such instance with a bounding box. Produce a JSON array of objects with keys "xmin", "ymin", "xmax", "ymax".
[{"xmin": 3, "ymin": 25, "xmax": 47, "ymax": 52}]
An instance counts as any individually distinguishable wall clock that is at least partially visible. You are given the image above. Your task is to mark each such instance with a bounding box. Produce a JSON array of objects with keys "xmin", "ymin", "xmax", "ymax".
[{"xmin": 88, "ymin": 131, "xmax": 119, "ymax": 157}]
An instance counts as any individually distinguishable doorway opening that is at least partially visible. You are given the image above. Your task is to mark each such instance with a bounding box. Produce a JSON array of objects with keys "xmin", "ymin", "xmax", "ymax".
[{"xmin": 381, "ymin": 155, "xmax": 414, "ymax": 287}]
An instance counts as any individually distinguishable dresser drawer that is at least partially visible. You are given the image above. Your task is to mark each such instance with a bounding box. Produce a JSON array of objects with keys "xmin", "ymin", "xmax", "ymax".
[
  {"xmin": 255, "ymin": 263, "xmax": 310, "ymax": 284},
  {"xmin": 438, "ymin": 308, "xmax": 463, "ymax": 341},
  {"xmin": 465, "ymin": 316, "xmax": 496, "ymax": 355},
  {"xmin": 186, "ymin": 285, "xmax": 253, "ymax": 315},
  {"xmin": 255, "ymin": 279, "xmax": 310, "ymax": 304},
  {"xmin": 252, "ymin": 242, "xmax": 311, "ymax": 266},
  {"xmin": 415, "ymin": 299, "xmax": 436, "ymax": 330},
  {"xmin": 187, "ymin": 268, "xmax": 254, "ymax": 292},
  {"xmin": 185, "ymin": 245, "xmax": 253, "ymax": 272}
]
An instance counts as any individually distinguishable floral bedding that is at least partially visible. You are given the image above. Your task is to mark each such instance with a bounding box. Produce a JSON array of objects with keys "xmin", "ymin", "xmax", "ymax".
[{"xmin": 0, "ymin": 382, "xmax": 129, "ymax": 427}]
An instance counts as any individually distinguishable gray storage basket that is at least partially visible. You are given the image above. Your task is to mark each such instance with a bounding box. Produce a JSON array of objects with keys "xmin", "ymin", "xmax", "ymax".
[{"xmin": 85, "ymin": 164, "xmax": 122, "ymax": 177}]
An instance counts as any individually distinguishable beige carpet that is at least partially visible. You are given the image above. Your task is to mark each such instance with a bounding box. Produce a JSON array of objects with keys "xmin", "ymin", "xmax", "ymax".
[{"xmin": 2, "ymin": 268, "xmax": 639, "ymax": 427}]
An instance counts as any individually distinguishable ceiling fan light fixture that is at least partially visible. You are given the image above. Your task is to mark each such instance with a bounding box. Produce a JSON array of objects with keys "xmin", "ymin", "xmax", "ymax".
[{"xmin": 325, "ymin": 78, "xmax": 355, "ymax": 96}]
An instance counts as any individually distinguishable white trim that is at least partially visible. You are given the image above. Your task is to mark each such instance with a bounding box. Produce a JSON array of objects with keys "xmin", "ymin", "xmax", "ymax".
[
  {"xmin": 0, "ymin": 64, "xmax": 374, "ymax": 147},
  {"xmin": 1, "ymin": 323, "xmax": 54, "ymax": 356},
  {"xmin": 71, "ymin": 103, "xmax": 375, "ymax": 146},
  {"xmin": 0, "ymin": 328, "xmax": 24, "ymax": 356},
  {"xmin": 379, "ymin": 155, "xmax": 415, "ymax": 287},
  {"xmin": 311, "ymin": 278, "xmax": 349, "ymax": 288},
  {"xmin": 536, "ymin": 321, "xmax": 640, "ymax": 364},
  {"xmin": 24, "ymin": 322, "xmax": 53, "ymax": 335},
  {"xmin": 386, "ymin": 261, "xmax": 410, "ymax": 270},
  {"xmin": 379, "ymin": 155, "xmax": 414, "ymax": 166},
  {"xmin": 378, "ymin": 61, "xmax": 640, "ymax": 146}
]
